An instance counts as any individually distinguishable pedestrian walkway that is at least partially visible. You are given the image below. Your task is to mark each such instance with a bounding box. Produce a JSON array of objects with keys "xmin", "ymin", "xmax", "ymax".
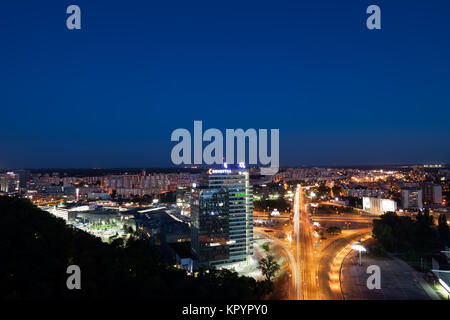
[{"xmin": 341, "ymin": 251, "xmax": 440, "ymax": 300}]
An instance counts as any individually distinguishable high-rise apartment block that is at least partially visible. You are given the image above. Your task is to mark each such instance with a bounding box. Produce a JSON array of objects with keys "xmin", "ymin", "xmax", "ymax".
[{"xmin": 401, "ymin": 187, "xmax": 423, "ymax": 210}]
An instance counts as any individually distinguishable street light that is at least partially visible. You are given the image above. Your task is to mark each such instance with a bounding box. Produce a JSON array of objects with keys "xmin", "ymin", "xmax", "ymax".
[{"xmin": 351, "ymin": 243, "xmax": 366, "ymax": 266}]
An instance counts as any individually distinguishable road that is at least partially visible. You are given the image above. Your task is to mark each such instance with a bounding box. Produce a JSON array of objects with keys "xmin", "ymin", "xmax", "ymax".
[
  {"xmin": 254, "ymin": 229, "xmax": 300, "ymax": 300},
  {"xmin": 311, "ymin": 215, "xmax": 379, "ymax": 223},
  {"xmin": 317, "ymin": 229, "xmax": 371, "ymax": 299},
  {"xmin": 311, "ymin": 215, "xmax": 376, "ymax": 231},
  {"xmin": 255, "ymin": 187, "xmax": 375, "ymax": 300},
  {"xmin": 294, "ymin": 186, "xmax": 321, "ymax": 299}
]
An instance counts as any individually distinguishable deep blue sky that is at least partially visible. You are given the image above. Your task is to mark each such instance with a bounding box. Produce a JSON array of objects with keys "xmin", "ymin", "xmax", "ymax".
[{"xmin": 1, "ymin": 0, "xmax": 449, "ymax": 168}]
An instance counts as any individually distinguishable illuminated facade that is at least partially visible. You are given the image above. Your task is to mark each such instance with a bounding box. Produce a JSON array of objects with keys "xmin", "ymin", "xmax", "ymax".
[
  {"xmin": 0, "ymin": 172, "xmax": 19, "ymax": 193},
  {"xmin": 191, "ymin": 168, "xmax": 253, "ymax": 268},
  {"xmin": 362, "ymin": 197, "xmax": 397, "ymax": 214}
]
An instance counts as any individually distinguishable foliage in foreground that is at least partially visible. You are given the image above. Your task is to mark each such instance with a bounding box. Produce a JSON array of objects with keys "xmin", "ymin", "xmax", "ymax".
[
  {"xmin": 259, "ymin": 255, "xmax": 280, "ymax": 282},
  {"xmin": 0, "ymin": 196, "xmax": 269, "ymax": 300},
  {"xmin": 372, "ymin": 211, "xmax": 449, "ymax": 257}
]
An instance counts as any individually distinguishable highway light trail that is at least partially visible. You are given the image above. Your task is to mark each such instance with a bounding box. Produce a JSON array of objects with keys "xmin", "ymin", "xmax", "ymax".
[
  {"xmin": 254, "ymin": 230, "xmax": 300, "ymax": 300},
  {"xmin": 258, "ymin": 186, "xmax": 375, "ymax": 300},
  {"xmin": 294, "ymin": 185, "xmax": 301, "ymax": 299},
  {"xmin": 328, "ymin": 232, "xmax": 372, "ymax": 298},
  {"xmin": 294, "ymin": 184, "xmax": 321, "ymax": 300}
]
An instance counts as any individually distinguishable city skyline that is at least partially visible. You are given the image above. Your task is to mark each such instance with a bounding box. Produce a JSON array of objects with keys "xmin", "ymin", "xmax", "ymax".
[
  {"xmin": 2, "ymin": 162, "xmax": 448, "ymax": 300},
  {"xmin": 2, "ymin": 1, "xmax": 450, "ymax": 305},
  {"xmin": 0, "ymin": 163, "xmax": 448, "ymax": 170},
  {"xmin": 1, "ymin": 0, "xmax": 450, "ymax": 168}
]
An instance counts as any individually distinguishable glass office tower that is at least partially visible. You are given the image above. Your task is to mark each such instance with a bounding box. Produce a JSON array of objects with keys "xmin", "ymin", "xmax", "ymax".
[
  {"xmin": 190, "ymin": 188, "xmax": 230, "ymax": 266},
  {"xmin": 191, "ymin": 167, "xmax": 253, "ymax": 268}
]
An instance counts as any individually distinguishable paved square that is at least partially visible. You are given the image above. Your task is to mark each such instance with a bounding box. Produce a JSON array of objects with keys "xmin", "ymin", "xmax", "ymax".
[{"xmin": 341, "ymin": 251, "xmax": 439, "ymax": 300}]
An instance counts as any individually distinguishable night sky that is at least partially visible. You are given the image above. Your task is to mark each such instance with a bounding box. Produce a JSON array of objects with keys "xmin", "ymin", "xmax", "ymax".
[{"xmin": 1, "ymin": 0, "xmax": 449, "ymax": 168}]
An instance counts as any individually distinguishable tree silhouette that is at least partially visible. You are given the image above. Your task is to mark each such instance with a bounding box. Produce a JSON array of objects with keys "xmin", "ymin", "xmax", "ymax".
[
  {"xmin": 438, "ymin": 214, "xmax": 450, "ymax": 247},
  {"xmin": 258, "ymin": 255, "xmax": 280, "ymax": 282},
  {"xmin": 0, "ymin": 196, "xmax": 265, "ymax": 300},
  {"xmin": 373, "ymin": 211, "xmax": 441, "ymax": 256}
]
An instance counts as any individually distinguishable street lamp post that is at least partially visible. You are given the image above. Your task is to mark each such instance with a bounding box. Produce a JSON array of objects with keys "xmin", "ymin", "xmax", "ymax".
[{"xmin": 351, "ymin": 242, "xmax": 366, "ymax": 266}]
